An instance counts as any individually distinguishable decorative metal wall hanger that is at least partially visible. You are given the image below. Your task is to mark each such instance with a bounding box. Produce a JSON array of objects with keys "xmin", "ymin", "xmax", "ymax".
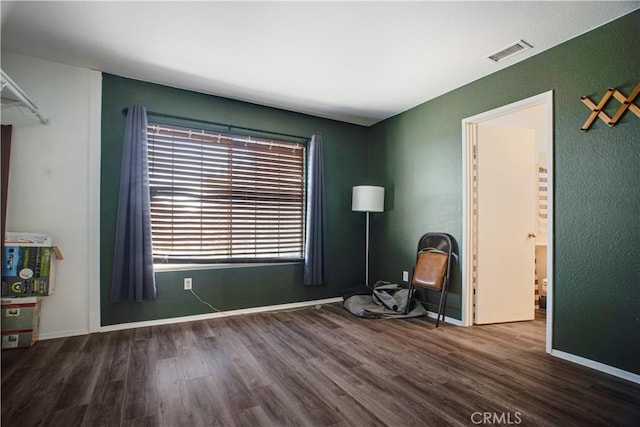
[{"xmin": 580, "ymin": 82, "xmax": 640, "ymax": 131}]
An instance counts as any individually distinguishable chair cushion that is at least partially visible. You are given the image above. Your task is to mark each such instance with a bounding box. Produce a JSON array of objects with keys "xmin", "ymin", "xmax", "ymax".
[{"xmin": 412, "ymin": 251, "xmax": 448, "ymax": 290}]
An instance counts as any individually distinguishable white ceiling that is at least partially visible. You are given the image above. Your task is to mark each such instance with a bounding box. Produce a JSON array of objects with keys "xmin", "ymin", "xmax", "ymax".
[{"xmin": 1, "ymin": 1, "xmax": 638, "ymax": 126}]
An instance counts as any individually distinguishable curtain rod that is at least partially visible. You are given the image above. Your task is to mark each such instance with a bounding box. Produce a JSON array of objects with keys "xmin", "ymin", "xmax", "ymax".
[{"xmin": 121, "ymin": 107, "xmax": 309, "ymax": 142}]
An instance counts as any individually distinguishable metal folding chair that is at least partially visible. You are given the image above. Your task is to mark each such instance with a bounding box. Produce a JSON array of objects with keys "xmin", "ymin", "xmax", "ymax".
[{"xmin": 405, "ymin": 233, "xmax": 454, "ymax": 327}]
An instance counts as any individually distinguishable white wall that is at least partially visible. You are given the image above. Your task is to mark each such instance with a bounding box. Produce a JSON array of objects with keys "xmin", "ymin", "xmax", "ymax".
[
  {"xmin": 484, "ymin": 103, "xmax": 548, "ymax": 166},
  {"xmin": 2, "ymin": 51, "xmax": 101, "ymax": 339}
]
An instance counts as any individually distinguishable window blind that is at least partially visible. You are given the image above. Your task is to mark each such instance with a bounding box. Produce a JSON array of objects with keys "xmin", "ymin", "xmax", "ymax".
[
  {"xmin": 538, "ymin": 166, "xmax": 548, "ymax": 238},
  {"xmin": 147, "ymin": 123, "xmax": 305, "ymax": 263}
]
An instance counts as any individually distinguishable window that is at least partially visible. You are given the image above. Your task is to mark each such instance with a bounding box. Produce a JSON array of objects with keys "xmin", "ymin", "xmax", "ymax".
[{"xmin": 147, "ymin": 123, "xmax": 305, "ymax": 263}]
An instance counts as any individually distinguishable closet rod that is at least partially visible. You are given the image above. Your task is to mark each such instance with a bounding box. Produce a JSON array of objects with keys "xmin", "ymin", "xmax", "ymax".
[
  {"xmin": 121, "ymin": 108, "xmax": 308, "ymax": 142},
  {"xmin": 1, "ymin": 70, "xmax": 50, "ymax": 125}
]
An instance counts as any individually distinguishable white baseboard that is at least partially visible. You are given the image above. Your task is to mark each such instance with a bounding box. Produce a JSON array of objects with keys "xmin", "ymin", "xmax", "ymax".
[
  {"xmin": 551, "ymin": 349, "xmax": 640, "ymax": 384},
  {"xmin": 37, "ymin": 297, "xmax": 460, "ymax": 339},
  {"xmin": 426, "ymin": 310, "xmax": 463, "ymax": 326},
  {"xmin": 97, "ymin": 297, "xmax": 343, "ymax": 333},
  {"xmin": 39, "ymin": 328, "xmax": 89, "ymax": 341}
]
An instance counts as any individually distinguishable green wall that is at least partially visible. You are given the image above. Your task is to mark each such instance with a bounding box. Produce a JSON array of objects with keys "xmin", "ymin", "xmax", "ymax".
[
  {"xmin": 102, "ymin": 10, "xmax": 639, "ymax": 375},
  {"xmin": 101, "ymin": 75, "xmax": 369, "ymax": 325},
  {"xmin": 368, "ymin": 10, "xmax": 640, "ymax": 374}
]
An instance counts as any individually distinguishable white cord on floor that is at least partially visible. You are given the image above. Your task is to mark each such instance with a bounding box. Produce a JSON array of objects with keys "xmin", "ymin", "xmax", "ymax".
[{"xmin": 189, "ymin": 289, "xmax": 221, "ymax": 312}]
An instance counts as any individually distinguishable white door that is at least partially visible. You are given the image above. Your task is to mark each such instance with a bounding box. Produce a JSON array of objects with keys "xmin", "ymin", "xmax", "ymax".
[{"xmin": 475, "ymin": 124, "xmax": 536, "ymax": 324}]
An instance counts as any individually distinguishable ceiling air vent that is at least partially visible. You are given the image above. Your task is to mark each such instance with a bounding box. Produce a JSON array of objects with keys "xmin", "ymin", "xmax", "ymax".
[{"xmin": 487, "ymin": 40, "xmax": 533, "ymax": 63}]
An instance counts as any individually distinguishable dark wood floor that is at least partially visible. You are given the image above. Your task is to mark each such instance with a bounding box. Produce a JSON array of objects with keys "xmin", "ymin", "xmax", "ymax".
[{"xmin": 2, "ymin": 304, "xmax": 639, "ymax": 426}]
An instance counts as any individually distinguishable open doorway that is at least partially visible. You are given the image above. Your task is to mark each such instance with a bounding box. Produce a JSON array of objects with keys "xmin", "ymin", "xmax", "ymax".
[{"xmin": 461, "ymin": 91, "xmax": 553, "ymax": 353}]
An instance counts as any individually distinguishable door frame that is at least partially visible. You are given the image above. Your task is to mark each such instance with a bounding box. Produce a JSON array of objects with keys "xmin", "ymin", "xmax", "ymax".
[{"xmin": 461, "ymin": 91, "xmax": 554, "ymax": 353}]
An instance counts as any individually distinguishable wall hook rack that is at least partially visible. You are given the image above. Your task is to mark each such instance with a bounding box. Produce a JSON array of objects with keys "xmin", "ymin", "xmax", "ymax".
[{"xmin": 580, "ymin": 83, "xmax": 640, "ymax": 131}]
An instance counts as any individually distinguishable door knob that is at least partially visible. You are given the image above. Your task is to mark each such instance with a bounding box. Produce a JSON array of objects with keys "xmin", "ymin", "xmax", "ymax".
[{"xmin": 528, "ymin": 233, "xmax": 536, "ymax": 238}]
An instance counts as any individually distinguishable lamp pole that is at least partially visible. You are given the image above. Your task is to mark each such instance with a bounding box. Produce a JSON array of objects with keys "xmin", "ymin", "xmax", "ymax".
[
  {"xmin": 365, "ymin": 210, "xmax": 370, "ymax": 287},
  {"xmin": 352, "ymin": 185, "xmax": 384, "ymax": 288}
]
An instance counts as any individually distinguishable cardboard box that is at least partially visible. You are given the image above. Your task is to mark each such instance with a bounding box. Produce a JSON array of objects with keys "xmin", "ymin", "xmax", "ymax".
[
  {"xmin": 1, "ymin": 297, "xmax": 41, "ymax": 349},
  {"xmin": 1, "ymin": 331, "xmax": 38, "ymax": 349},
  {"xmin": 2, "ymin": 232, "xmax": 61, "ymax": 297}
]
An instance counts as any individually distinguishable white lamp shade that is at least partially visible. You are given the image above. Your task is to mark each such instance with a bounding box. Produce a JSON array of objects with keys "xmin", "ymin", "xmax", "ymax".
[{"xmin": 352, "ymin": 185, "xmax": 385, "ymax": 212}]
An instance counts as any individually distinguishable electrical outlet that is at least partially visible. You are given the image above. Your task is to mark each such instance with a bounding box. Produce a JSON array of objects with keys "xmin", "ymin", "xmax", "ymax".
[
  {"xmin": 402, "ymin": 271, "xmax": 409, "ymax": 282},
  {"xmin": 183, "ymin": 277, "xmax": 192, "ymax": 290}
]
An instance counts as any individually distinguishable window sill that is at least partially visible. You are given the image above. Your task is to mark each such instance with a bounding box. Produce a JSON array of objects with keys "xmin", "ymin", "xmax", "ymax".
[{"xmin": 154, "ymin": 261, "xmax": 303, "ymax": 273}]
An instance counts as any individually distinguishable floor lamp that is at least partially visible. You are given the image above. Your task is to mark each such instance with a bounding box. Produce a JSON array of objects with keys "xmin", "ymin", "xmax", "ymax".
[{"xmin": 352, "ymin": 185, "xmax": 385, "ymax": 287}]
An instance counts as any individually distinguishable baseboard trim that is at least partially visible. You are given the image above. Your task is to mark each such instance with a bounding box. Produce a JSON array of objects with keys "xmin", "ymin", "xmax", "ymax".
[
  {"xmin": 426, "ymin": 310, "xmax": 463, "ymax": 326},
  {"xmin": 551, "ymin": 349, "xmax": 640, "ymax": 384},
  {"xmin": 38, "ymin": 297, "xmax": 461, "ymax": 339},
  {"xmin": 97, "ymin": 297, "xmax": 343, "ymax": 333},
  {"xmin": 39, "ymin": 328, "xmax": 89, "ymax": 341}
]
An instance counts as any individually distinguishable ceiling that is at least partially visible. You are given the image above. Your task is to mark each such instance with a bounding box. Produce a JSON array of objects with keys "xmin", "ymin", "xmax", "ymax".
[{"xmin": 1, "ymin": 1, "xmax": 638, "ymax": 126}]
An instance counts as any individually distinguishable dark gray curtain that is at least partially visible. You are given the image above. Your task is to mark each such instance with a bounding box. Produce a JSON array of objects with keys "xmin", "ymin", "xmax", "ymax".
[
  {"xmin": 304, "ymin": 134, "xmax": 326, "ymax": 286},
  {"xmin": 110, "ymin": 105, "xmax": 156, "ymax": 302}
]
